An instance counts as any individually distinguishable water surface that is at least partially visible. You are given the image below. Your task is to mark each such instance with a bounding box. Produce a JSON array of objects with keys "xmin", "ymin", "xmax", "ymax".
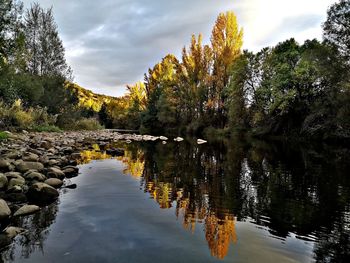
[{"xmin": 1, "ymin": 138, "xmax": 349, "ymax": 262}]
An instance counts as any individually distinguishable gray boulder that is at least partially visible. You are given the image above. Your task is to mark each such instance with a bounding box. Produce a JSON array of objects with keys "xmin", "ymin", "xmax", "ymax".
[
  {"xmin": 27, "ymin": 183, "xmax": 59, "ymax": 204},
  {"xmin": 63, "ymin": 166, "xmax": 79, "ymax": 178},
  {"xmin": 47, "ymin": 167, "xmax": 65, "ymax": 179},
  {"xmin": 8, "ymin": 177, "xmax": 25, "ymax": 188},
  {"xmin": 23, "ymin": 171, "xmax": 46, "ymax": 181},
  {"xmin": 14, "ymin": 205, "xmax": 40, "ymax": 217},
  {"xmin": 0, "ymin": 199, "xmax": 11, "ymax": 220},
  {"xmin": 22, "ymin": 153, "xmax": 39, "ymax": 162},
  {"xmin": 3, "ymin": 226, "xmax": 25, "ymax": 239},
  {"xmin": 44, "ymin": 178, "xmax": 63, "ymax": 188},
  {"xmin": 0, "ymin": 159, "xmax": 11, "ymax": 172},
  {"xmin": 40, "ymin": 141, "xmax": 52, "ymax": 149},
  {"xmin": 0, "ymin": 174, "xmax": 8, "ymax": 189},
  {"xmin": 16, "ymin": 161, "xmax": 44, "ymax": 173}
]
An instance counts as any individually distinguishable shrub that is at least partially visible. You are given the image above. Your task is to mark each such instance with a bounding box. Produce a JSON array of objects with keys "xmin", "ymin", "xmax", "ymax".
[
  {"xmin": 61, "ymin": 117, "xmax": 104, "ymax": 131},
  {"xmin": 32, "ymin": 125, "xmax": 62, "ymax": 132},
  {"xmin": 74, "ymin": 118, "xmax": 104, "ymax": 130},
  {"xmin": 0, "ymin": 100, "xmax": 58, "ymax": 130},
  {"xmin": 30, "ymin": 107, "xmax": 57, "ymax": 126},
  {"xmin": 0, "ymin": 131, "xmax": 9, "ymax": 140},
  {"xmin": 0, "ymin": 99, "xmax": 34, "ymax": 129},
  {"xmin": 12, "ymin": 110, "xmax": 34, "ymax": 129}
]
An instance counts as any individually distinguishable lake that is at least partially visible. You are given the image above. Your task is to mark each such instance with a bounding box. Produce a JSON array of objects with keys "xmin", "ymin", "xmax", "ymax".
[{"xmin": 1, "ymin": 137, "xmax": 349, "ymax": 262}]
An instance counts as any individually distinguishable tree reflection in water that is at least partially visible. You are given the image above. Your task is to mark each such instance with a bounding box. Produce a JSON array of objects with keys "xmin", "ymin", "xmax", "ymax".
[
  {"xmin": 1, "ymin": 203, "xmax": 59, "ymax": 262},
  {"xmin": 117, "ymin": 139, "xmax": 350, "ymax": 261},
  {"xmin": 1, "ymin": 138, "xmax": 349, "ymax": 262}
]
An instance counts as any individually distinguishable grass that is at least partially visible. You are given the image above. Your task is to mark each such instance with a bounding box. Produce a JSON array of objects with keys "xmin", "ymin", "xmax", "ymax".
[{"xmin": 0, "ymin": 131, "xmax": 9, "ymax": 140}]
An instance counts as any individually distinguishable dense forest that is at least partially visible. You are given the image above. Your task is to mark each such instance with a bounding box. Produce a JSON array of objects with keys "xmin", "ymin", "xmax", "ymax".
[{"xmin": 1, "ymin": 0, "xmax": 349, "ymax": 142}]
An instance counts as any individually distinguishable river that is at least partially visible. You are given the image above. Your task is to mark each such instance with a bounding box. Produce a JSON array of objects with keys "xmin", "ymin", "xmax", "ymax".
[{"xmin": 1, "ymin": 137, "xmax": 349, "ymax": 262}]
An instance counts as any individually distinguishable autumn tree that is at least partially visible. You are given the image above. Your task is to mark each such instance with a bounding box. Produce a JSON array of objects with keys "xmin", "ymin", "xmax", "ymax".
[
  {"xmin": 141, "ymin": 54, "xmax": 180, "ymax": 134},
  {"xmin": 179, "ymin": 34, "xmax": 212, "ymax": 130},
  {"xmin": 211, "ymin": 11, "xmax": 243, "ymax": 127}
]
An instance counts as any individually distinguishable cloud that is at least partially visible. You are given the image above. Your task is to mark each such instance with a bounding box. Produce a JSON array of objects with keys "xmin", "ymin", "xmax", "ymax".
[{"xmin": 25, "ymin": 0, "xmax": 335, "ymax": 96}]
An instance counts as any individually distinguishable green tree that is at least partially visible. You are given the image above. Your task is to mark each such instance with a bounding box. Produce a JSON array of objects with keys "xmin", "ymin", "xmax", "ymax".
[
  {"xmin": 25, "ymin": 3, "xmax": 71, "ymax": 78},
  {"xmin": 323, "ymin": 0, "xmax": 350, "ymax": 61}
]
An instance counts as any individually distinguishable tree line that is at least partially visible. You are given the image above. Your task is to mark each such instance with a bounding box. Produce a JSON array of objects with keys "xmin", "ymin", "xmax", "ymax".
[
  {"xmin": 105, "ymin": 0, "xmax": 349, "ymax": 142},
  {"xmin": 0, "ymin": 0, "xmax": 105, "ymax": 131},
  {"xmin": 1, "ymin": 0, "xmax": 349, "ymax": 141}
]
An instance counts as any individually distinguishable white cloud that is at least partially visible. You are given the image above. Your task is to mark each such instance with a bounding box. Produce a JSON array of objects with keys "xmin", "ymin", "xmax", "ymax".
[{"xmin": 26, "ymin": 0, "xmax": 336, "ymax": 97}]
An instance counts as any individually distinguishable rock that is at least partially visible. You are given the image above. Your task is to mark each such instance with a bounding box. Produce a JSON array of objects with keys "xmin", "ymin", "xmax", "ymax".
[
  {"xmin": 47, "ymin": 167, "xmax": 65, "ymax": 179},
  {"xmin": 39, "ymin": 156, "xmax": 49, "ymax": 165},
  {"xmin": 0, "ymin": 199, "xmax": 11, "ymax": 220},
  {"xmin": 40, "ymin": 140, "xmax": 52, "ymax": 149},
  {"xmin": 0, "ymin": 174, "xmax": 8, "ymax": 189},
  {"xmin": 48, "ymin": 159, "xmax": 60, "ymax": 166},
  {"xmin": 7, "ymin": 185, "xmax": 23, "ymax": 193},
  {"xmin": 0, "ymin": 159, "xmax": 11, "ymax": 172},
  {"xmin": 28, "ymin": 148, "xmax": 41, "ymax": 155},
  {"xmin": 22, "ymin": 153, "xmax": 39, "ymax": 162},
  {"xmin": 4, "ymin": 151, "xmax": 21, "ymax": 159},
  {"xmin": 197, "ymin": 139, "xmax": 207, "ymax": 144},
  {"xmin": 4, "ymin": 193, "xmax": 27, "ymax": 203},
  {"xmin": 162, "ymin": 141, "xmax": 167, "ymax": 145},
  {"xmin": 23, "ymin": 171, "xmax": 46, "ymax": 181},
  {"xmin": 3, "ymin": 226, "xmax": 25, "ymax": 239},
  {"xmin": 62, "ymin": 166, "xmax": 79, "ymax": 178},
  {"xmin": 62, "ymin": 147, "xmax": 73, "ymax": 154},
  {"xmin": 8, "ymin": 177, "xmax": 25, "ymax": 188},
  {"xmin": 174, "ymin": 137, "xmax": 184, "ymax": 142},
  {"xmin": 14, "ymin": 205, "xmax": 40, "ymax": 217},
  {"xmin": 16, "ymin": 161, "xmax": 44, "ymax": 173},
  {"xmin": 159, "ymin": 136, "xmax": 168, "ymax": 141},
  {"xmin": 64, "ymin": 184, "xmax": 77, "ymax": 189},
  {"xmin": 44, "ymin": 178, "xmax": 63, "ymax": 188},
  {"xmin": 70, "ymin": 152, "xmax": 81, "ymax": 160},
  {"xmin": 5, "ymin": 172, "xmax": 23, "ymax": 180},
  {"xmin": 27, "ymin": 183, "xmax": 59, "ymax": 204},
  {"xmin": 0, "ymin": 234, "xmax": 12, "ymax": 248},
  {"xmin": 7, "ymin": 173, "xmax": 25, "ymax": 192}
]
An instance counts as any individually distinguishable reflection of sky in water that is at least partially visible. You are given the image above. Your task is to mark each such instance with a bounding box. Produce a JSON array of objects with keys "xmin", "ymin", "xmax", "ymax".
[{"xmin": 3, "ymin": 140, "xmax": 349, "ymax": 263}]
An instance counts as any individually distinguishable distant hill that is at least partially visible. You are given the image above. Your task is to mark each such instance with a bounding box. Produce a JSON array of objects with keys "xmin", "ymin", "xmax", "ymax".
[{"xmin": 66, "ymin": 83, "xmax": 116, "ymax": 112}]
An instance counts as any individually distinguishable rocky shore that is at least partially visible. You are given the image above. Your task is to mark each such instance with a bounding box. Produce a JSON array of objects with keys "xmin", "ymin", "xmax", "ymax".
[
  {"xmin": 0, "ymin": 130, "xmax": 208, "ymax": 249},
  {"xmin": 0, "ymin": 130, "xmax": 154, "ymax": 249}
]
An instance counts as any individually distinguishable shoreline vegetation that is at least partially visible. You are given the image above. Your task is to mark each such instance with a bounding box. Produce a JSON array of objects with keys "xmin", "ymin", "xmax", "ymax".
[{"xmin": 1, "ymin": 0, "xmax": 349, "ymax": 143}]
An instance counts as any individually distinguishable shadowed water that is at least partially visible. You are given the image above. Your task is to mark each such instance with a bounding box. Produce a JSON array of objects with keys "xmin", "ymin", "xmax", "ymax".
[{"xmin": 1, "ymin": 137, "xmax": 349, "ymax": 262}]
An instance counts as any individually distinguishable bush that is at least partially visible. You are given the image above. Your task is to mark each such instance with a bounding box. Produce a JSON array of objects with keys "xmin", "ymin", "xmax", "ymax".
[
  {"xmin": 0, "ymin": 131, "xmax": 9, "ymax": 140},
  {"xmin": 30, "ymin": 107, "xmax": 57, "ymax": 126},
  {"xmin": 12, "ymin": 110, "xmax": 34, "ymax": 129},
  {"xmin": 32, "ymin": 125, "xmax": 62, "ymax": 132},
  {"xmin": 0, "ymin": 100, "xmax": 34, "ymax": 129},
  {"xmin": 75, "ymin": 118, "xmax": 104, "ymax": 130},
  {"xmin": 0, "ymin": 100, "xmax": 58, "ymax": 130},
  {"xmin": 61, "ymin": 118, "xmax": 104, "ymax": 131}
]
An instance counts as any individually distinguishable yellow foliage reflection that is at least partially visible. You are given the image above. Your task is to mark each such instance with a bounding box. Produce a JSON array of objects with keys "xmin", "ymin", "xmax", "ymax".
[
  {"xmin": 78, "ymin": 145, "xmax": 237, "ymax": 259},
  {"xmin": 78, "ymin": 144, "xmax": 112, "ymax": 164},
  {"xmin": 205, "ymin": 214, "xmax": 237, "ymax": 259},
  {"xmin": 117, "ymin": 149, "xmax": 145, "ymax": 178}
]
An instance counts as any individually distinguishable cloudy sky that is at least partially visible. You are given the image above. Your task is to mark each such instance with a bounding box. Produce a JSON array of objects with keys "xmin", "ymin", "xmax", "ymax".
[{"xmin": 25, "ymin": 0, "xmax": 335, "ymax": 97}]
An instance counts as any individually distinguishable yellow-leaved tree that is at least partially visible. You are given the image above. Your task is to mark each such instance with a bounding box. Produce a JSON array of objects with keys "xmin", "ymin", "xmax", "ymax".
[{"xmin": 211, "ymin": 11, "xmax": 243, "ymax": 127}]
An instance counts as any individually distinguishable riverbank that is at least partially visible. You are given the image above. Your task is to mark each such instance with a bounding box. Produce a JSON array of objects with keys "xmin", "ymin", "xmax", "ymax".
[{"xmin": 0, "ymin": 130, "xmax": 156, "ymax": 249}]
